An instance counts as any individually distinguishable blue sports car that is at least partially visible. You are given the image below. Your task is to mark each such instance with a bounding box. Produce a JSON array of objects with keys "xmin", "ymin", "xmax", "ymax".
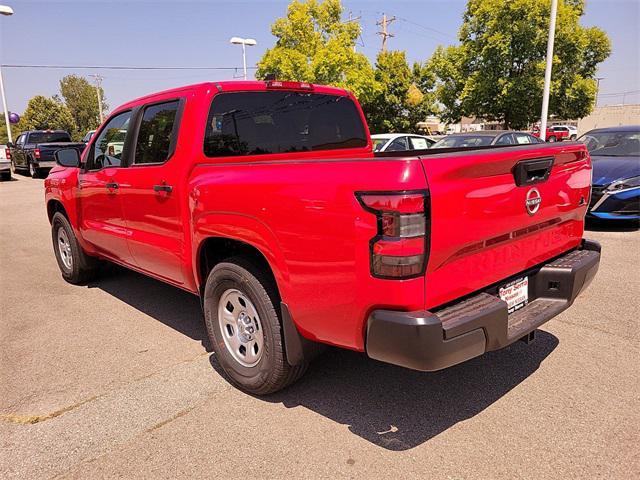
[{"xmin": 579, "ymin": 126, "xmax": 640, "ymax": 221}]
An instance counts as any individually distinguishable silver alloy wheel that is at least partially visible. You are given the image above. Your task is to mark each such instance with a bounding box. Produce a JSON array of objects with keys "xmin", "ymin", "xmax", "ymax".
[
  {"xmin": 29, "ymin": 162, "xmax": 36, "ymax": 177},
  {"xmin": 218, "ymin": 288, "xmax": 264, "ymax": 367},
  {"xmin": 57, "ymin": 227, "xmax": 73, "ymax": 270}
]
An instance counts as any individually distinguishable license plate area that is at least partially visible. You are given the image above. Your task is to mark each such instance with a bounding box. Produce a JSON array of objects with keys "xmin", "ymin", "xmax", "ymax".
[{"xmin": 499, "ymin": 276, "xmax": 529, "ymax": 314}]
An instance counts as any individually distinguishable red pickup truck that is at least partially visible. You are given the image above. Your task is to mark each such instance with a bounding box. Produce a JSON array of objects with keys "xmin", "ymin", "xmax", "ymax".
[{"xmin": 45, "ymin": 80, "xmax": 600, "ymax": 394}]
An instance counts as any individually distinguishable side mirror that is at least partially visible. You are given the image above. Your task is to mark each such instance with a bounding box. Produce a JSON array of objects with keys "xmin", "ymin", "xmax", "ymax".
[{"xmin": 55, "ymin": 148, "xmax": 81, "ymax": 168}]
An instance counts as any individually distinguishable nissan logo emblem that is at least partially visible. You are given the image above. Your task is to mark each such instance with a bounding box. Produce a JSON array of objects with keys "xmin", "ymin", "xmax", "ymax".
[{"xmin": 525, "ymin": 188, "xmax": 542, "ymax": 215}]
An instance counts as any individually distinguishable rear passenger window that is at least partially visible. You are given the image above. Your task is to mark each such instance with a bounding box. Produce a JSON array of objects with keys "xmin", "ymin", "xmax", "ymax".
[
  {"xmin": 134, "ymin": 101, "xmax": 179, "ymax": 164},
  {"xmin": 204, "ymin": 91, "xmax": 367, "ymax": 157}
]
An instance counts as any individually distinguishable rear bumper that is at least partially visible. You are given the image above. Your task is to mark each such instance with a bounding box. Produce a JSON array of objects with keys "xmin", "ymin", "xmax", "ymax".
[
  {"xmin": 34, "ymin": 160, "xmax": 56, "ymax": 169},
  {"xmin": 366, "ymin": 239, "xmax": 601, "ymax": 371},
  {"xmin": 0, "ymin": 161, "xmax": 10, "ymax": 172}
]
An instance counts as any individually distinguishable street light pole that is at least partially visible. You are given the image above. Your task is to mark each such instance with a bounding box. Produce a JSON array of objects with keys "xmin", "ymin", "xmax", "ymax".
[
  {"xmin": 229, "ymin": 37, "xmax": 257, "ymax": 80},
  {"xmin": 539, "ymin": 0, "xmax": 558, "ymax": 142},
  {"xmin": 1, "ymin": 4, "xmax": 14, "ymax": 143}
]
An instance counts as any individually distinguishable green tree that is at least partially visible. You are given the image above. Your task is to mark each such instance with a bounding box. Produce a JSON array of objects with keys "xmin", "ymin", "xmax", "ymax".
[
  {"xmin": 363, "ymin": 51, "xmax": 437, "ymax": 133},
  {"xmin": 58, "ymin": 75, "xmax": 106, "ymax": 140},
  {"xmin": 256, "ymin": 0, "xmax": 379, "ymax": 105},
  {"xmin": 13, "ymin": 96, "xmax": 76, "ymax": 136},
  {"xmin": 428, "ymin": 0, "xmax": 611, "ymax": 128}
]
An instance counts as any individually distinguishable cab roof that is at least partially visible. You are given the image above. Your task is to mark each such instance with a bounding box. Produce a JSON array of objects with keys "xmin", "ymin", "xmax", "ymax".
[{"xmin": 118, "ymin": 80, "xmax": 351, "ymax": 111}]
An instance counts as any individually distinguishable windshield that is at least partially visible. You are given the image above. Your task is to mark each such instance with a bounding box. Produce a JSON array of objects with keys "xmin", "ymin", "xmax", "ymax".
[
  {"xmin": 372, "ymin": 138, "xmax": 389, "ymax": 151},
  {"xmin": 579, "ymin": 131, "xmax": 640, "ymax": 156},
  {"xmin": 28, "ymin": 132, "xmax": 71, "ymax": 143},
  {"xmin": 432, "ymin": 135, "xmax": 493, "ymax": 148}
]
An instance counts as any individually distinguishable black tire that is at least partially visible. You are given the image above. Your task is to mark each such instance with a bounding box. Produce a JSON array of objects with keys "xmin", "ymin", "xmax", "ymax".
[
  {"xmin": 29, "ymin": 161, "xmax": 39, "ymax": 178},
  {"xmin": 51, "ymin": 212, "xmax": 100, "ymax": 284},
  {"xmin": 570, "ymin": 134, "xmax": 577, "ymax": 141},
  {"xmin": 0, "ymin": 171, "xmax": 10, "ymax": 181},
  {"xmin": 548, "ymin": 135, "xmax": 557, "ymax": 143},
  {"xmin": 203, "ymin": 257, "xmax": 307, "ymax": 395}
]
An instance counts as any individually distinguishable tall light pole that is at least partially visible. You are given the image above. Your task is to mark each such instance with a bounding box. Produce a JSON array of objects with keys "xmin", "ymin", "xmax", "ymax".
[
  {"xmin": 539, "ymin": 0, "xmax": 558, "ymax": 142},
  {"xmin": 229, "ymin": 37, "xmax": 257, "ymax": 80},
  {"xmin": 1, "ymin": 4, "xmax": 14, "ymax": 143}
]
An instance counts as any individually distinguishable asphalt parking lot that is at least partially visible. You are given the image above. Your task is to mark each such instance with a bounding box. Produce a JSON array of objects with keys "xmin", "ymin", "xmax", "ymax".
[{"xmin": 1, "ymin": 174, "xmax": 638, "ymax": 479}]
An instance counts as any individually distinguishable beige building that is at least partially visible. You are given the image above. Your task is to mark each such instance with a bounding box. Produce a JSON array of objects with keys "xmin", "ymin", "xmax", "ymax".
[{"xmin": 577, "ymin": 104, "xmax": 640, "ymax": 133}]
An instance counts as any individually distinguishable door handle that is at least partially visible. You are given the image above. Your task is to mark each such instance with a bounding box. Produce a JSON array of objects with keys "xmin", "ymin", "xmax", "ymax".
[
  {"xmin": 105, "ymin": 182, "xmax": 119, "ymax": 190},
  {"xmin": 153, "ymin": 184, "xmax": 173, "ymax": 193}
]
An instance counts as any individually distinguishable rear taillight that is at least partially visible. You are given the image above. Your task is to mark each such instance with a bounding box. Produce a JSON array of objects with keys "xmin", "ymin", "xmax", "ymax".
[
  {"xmin": 356, "ymin": 191, "xmax": 430, "ymax": 279},
  {"xmin": 34, "ymin": 148, "xmax": 41, "ymax": 159},
  {"xmin": 4, "ymin": 148, "xmax": 10, "ymax": 160},
  {"xmin": 266, "ymin": 80, "xmax": 314, "ymax": 90}
]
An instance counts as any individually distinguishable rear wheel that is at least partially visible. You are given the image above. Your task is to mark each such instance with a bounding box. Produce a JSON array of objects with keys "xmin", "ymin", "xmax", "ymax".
[
  {"xmin": 203, "ymin": 257, "xmax": 307, "ymax": 395},
  {"xmin": 548, "ymin": 135, "xmax": 557, "ymax": 143},
  {"xmin": 51, "ymin": 212, "xmax": 100, "ymax": 284},
  {"xmin": 0, "ymin": 171, "xmax": 10, "ymax": 181},
  {"xmin": 29, "ymin": 161, "xmax": 39, "ymax": 178}
]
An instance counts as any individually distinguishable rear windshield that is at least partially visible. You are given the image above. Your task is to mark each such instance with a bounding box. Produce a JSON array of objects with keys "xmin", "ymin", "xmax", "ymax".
[
  {"xmin": 204, "ymin": 91, "xmax": 367, "ymax": 157},
  {"xmin": 28, "ymin": 132, "xmax": 71, "ymax": 143}
]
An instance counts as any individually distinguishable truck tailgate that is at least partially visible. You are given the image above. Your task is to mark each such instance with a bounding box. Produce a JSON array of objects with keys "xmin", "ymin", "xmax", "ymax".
[{"xmin": 421, "ymin": 143, "xmax": 591, "ymax": 309}]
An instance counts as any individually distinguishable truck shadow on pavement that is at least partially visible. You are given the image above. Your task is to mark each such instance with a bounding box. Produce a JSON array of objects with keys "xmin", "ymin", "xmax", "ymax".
[
  {"xmin": 260, "ymin": 333, "xmax": 559, "ymax": 451},
  {"xmin": 88, "ymin": 265, "xmax": 212, "ymax": 352},
  {"xmin": 88, "ymin": 265, "xmax": 558, "ymax": 452}
]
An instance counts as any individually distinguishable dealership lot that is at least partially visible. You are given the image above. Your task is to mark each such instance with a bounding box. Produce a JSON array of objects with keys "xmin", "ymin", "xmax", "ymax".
[{"xmin": 1, "ymin": 175, "xmax": 638, "ymax": 479}]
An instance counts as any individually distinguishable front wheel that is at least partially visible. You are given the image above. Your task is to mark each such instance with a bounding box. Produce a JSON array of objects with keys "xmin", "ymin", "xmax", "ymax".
[
  {"xmin": 203, "ymin": 258, "xmax": 307, "ymax": 395},
  {"xmin": 51, "ymin": 212, "xmax": 100, "ymax": 284},
  {"xmin": 547, "ymin": 135, "xmax": 557, "ymax": 143}
]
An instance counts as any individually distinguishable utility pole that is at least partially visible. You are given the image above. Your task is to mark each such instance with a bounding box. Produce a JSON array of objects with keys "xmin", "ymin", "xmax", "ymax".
[
  {"xmin": 539, "ymin": 0, "xmax": 558, "ymax": 142},
  {"xmin": 89, "ymin": 74, "xmax": 104, "ymax": 124},
  {"xmin": 345, "ymin": 12, "xmax": 362, "ymax": 52},
  {"xmin": 594, "ymin": 77, "xmax": 604, "ymax": 109},
  {"xmin": 376, "ymin": 13, "xmax": 396, "ymax": 52},
  {"xmin": 0, "ymin": 66, "xmax": 12, "ymax": 143}
]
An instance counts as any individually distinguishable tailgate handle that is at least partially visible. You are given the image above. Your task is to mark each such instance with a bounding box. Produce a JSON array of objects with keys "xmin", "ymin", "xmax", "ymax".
[{"xmin": 513, "ymin": 157, "xmax": 554, "ymax": 186}]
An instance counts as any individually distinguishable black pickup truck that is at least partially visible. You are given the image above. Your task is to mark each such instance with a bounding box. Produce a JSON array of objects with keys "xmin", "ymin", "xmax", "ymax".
[{"xmin": 9, "ymin": 130, "xmax": 85, "ymax": 178}]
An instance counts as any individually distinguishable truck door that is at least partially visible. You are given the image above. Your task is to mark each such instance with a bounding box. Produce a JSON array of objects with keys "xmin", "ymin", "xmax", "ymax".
[
  {"xmin": 13, "ymin": 134, "xmax": 26, "ymax": 168},
  {"xmin": 117, "ymin": 99, "xmax": 186, "ymax": 284},
  {"xmin": 77, "ymin": 110, "xmax": 136, "ymax": 265}
]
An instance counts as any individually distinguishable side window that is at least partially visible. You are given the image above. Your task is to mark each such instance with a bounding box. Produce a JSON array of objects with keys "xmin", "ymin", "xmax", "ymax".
[
  {"xmin": 409, "ymin": 136, "xmax": 430, "ymax": 149},
  {"xmin": 514, "ymin": 133, "xmax": 532, "ymax": 144},
  {"xmin": 386, "ymin": 136, "xmax": 409, "ymax": 152},
  {"xmin": 87, "ymin": 111, "xmax": 132, "ymax": 171},
  {"xmin": 495, "ymin": 134, "xmax": 514, "ymax": 145},
  {"xmin": 134, "ymin": 100, "xmax": 179, "ymax": 164},
  {"xmin": 16, "ymin": 134, "xmax": 25, "ymax": 146}
]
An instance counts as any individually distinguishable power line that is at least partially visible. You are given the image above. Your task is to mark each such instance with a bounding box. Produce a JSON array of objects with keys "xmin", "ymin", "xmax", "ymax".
[
  {"xmin": 396, "ymin": 16, "xmax": 456, "ymax": 40},
  {"xmin": 0, "ymin": 64, "xmax": 257, "ymax": 71}
]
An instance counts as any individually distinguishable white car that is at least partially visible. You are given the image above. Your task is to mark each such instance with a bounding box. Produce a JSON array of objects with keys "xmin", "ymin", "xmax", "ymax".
[
  {"xmin": 371, "ymin": 133, "xmax": 436, "ymax": 152},
  {"xmin": 0, "ymin": 144, "xmax": 11, "ymax": 180},
  {"xmin": 553, "ymin": 125, "xmax": 579, "ymax": 140}
]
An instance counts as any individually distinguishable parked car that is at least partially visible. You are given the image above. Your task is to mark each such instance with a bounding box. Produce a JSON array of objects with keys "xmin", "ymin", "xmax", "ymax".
[
  {"xmin": 432, "ymin": 130, "xmax": 543, "ymax": 148},
  {"xmin": 45, "ymin": 80, "xmax": 600, "ymax": 395},
  {"xmin": 579, "ymin": 125, "xmax": 640, "ymax": 221},
  {"xmin": 0, "ymin": 144, "xmax": 11, "ymax": 180},
  {"xmin": 532, "ymin": 125, "xmax": 571, "ymax": 142},
  {"xmin": 554, "ymin": 124, "xmax": 578, "ymax": 140},
  {"xmin": 82, "ymin": 130, "xmax": 96, "ymax": 143},
  {"xmin": 372, "ymin": 133, "xmax": 436, "ymax": 152},
  {"xmin": 9, "ymin": 130, "xmax": 85, "ymax": 178}
]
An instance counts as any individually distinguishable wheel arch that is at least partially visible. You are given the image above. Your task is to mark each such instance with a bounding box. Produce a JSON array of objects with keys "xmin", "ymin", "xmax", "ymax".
[{"xmin": 47, "ymin": 199, "xmax": 69, "ymax": 224}]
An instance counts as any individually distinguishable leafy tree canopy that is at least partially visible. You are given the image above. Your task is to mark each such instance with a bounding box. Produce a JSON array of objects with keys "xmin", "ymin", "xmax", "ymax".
[
  {"xmin": 12, "ymin": 96, "xmax": 76, "ymax": 138},
  {"xmin": 428, "ymin": 0, "xmax": 611, "ymax": 128},
  {"xmin": 256, "ymin": 0, "xmax": 379, "ymax": 105},
  {"xmin": 363, "ymin": 51, "xmax": 437, "ymax": 134},
  {"xmin": 57, "ymin": 75, "xmax": 106, "ymax": 139}
]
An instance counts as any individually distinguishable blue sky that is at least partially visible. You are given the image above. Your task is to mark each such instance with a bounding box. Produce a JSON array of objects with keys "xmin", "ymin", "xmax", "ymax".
[{"xmin": 0, "ymin": 0, "xmax": 638, "ymax": 115}]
